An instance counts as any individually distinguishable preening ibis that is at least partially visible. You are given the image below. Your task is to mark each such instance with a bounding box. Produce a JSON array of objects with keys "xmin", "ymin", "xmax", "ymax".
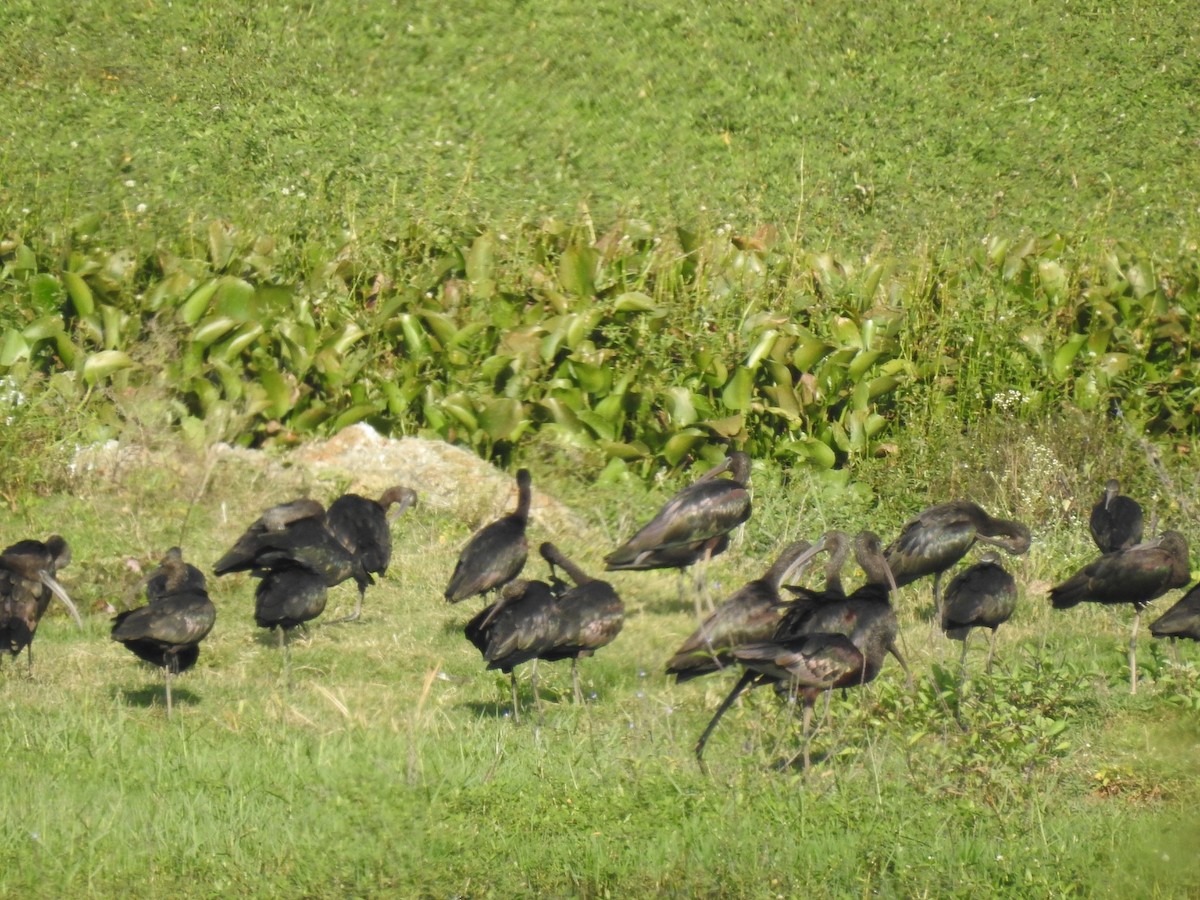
[
  {"xmin": 445, "ymin": 469, "xmax": 532, "ymax": 604},
  {"xmin": 665, "ymin": 539, "xmax": 816, "ymax": 683},
  {"xmin": 884, "ymin": 500, "xmax": 1030, "ymax": 626},
  {"xmin": 940, "ymin": 553, "xmax": 1018, "ymax": 676},
  {"xmin": 0, "ymin": 535, "xmax": 81, "ymax": 672},
  {"xmin": 464, "ymin": 578, "xmax": 559, "ymax": 722},
  {"xmin": 694, "ymin": 531, "xmax": 904, "ymax": 769},
  {"xmin": 538, "ymin": 542, "xmax": 625, "ymax": 703},
  {"xmin": 1050, "ymin": 530, "xmax": 1189, "ymax": 694},
  {"xmin": 1149, "ymin": 585, "xmax": 1200, "ymax": 663},
  {"xmin": 112, "ymin": 548, "xmax": 216, "ymax": 715},
  {"xmin": 325, "ymin": 485, "xmax": 418, "ymax": 622},
  {"xmin": 1089, "ymin": 479, "xmax": 1144, "ymax": 554},
  {"xmin": 605, "ymin": 451, "xmax": 752, "ymax": 616}
]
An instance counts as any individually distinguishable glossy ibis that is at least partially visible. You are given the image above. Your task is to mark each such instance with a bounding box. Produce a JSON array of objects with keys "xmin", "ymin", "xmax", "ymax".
[
  {"xmin": 445, "ymin": 469, "xmax": 532, "ymax": 604},
  {"xmin": 884, "ymin": 500, "xmax": 1030, "ymax": 627},
  {"xmin": 0, "ymin": 535, "xmax": 81, "ymax": 672},
  {"xmin": 1149, "ymin": 584, "xmax": 1200, "ymax": 663},
  {"xmin": 694, "ymin": 531, "xmax": 905, "ymax": 768},
  {"xmin": 665, "ymin": 539, "xmax": 817, "ymax": 683},
  {"xmin": 464, "ymin": 578, "xmax": 559, "ymax": 722},
  {"xmin": 940, "ymin": 552, "xmax": 1018, "ymax": 676},
  {"xmin": 606, "ymin": 451, "xmax": 752, "ymax": 616},
  {"xmin": 1050, "ymin": 530, "xmax": 1189, "ymax": 693},
  {"xmin": 112, "ymin": 548, "xmax": 216, "ymax": 715},
  {"xmin": 537, "ymin": 542, "xmax": 625, "ymax": 703},
  {"xmin": 325, "ymin": 485, "xmax": 418, "ymax": 621},
  {"xmin": 1089, "ymin": 478, "xmax": 1144, "ymax": 554}
]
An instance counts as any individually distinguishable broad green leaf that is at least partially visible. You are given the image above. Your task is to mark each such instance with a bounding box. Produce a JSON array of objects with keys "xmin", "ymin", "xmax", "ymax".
[
  {"xmin": 829, "ymin": 316, "xmax": 862, "ymax": 349},
  {"xmin": 441, "ymin": 393, "xmax": 478, "ymax": 430},
  {"xmin": 847, "ymin": 349, "xmax": 883, "ymax": 382},
  {"xmin": 700, "ymin": 414, "xmax": 745, "ymax": 438},
  {"xmin": 613, "ymin": 292, "xmax": 664, "ymax": 316},
  {"xmin": 331, "ymin": 404, "xmax": 382, "ymax": 431},
  {"xmin": 721, "ymin": 366, "xmax": 754, "ymax": 411},
  {"xmin": 62, "ymin": 272, "xmax": 95, "ymax": 317},
  {"xmin": 179, "ymin": 279, "xmax": 221, "ymax": 325},
  {"xmin": 558, "ymin": 244, "xmax": 598, "ymax": 296},
  {"xmin": 662, "ymin": 430, "xmax": 705, "ymax": 466},
  {"xmin": 664, "ymin": 387, "xmax": 697, "ymax": 426},
  {"xmin": 792, "ymin": 336, "xmax": 830, "ymax": 371},
  {"xmin": 466, "ymin": 231, "xmax": 495, "ymax": 294},
  {"xmin": 1051, "ymin": 334, "xmax": 1088, "ymax": 380},
  {"xmin": 83, "ymin": 350, "xmax": 136, "ymax": 384},
  {"xmin": 0, "ymin": 330, "xmax": 30, "ymax": 366},
  {"xmin": 208, "ymin": 220, "xmax": 236, "ymax": 270},
  {"xmin": 192, "ymin": 316, "xmax": 240, "ymax": 348},
  {"xmin": 28, "ymin": 274, "xmax": 64, "ymax": 310},
  {"xmin": 479, "ymin": 398, "xmax": 527, "ymax": 441},
  {"xmin": 1037, "ymin": 260, "xmax": 1068, "ymax": 300},
  {"xmin": 781, "ymin": 437, "xmax": 836, "ymax": 469},
  {"xmin": 744, "ymin": 329, "xmax": 777, "ymax": 369},
  {"xmin": 597, "ymin": 439, "xmax": 649, "ymax": 461},
  {"xmin": 22, "ymin": 317, "xmax": 65, "ymax": 342},
  {"xmin": 1126, "ymin": 260, "xmax": 1155, "ymax": 299}
]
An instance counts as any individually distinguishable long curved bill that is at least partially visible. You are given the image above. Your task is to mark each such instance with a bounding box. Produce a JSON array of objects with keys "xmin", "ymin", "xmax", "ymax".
[{"xmin": 39, "ymin": 572, "xmax": 83, "ymax": 630}]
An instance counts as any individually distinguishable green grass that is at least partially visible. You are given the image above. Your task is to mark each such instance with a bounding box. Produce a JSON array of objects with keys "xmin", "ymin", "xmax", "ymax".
[
  {"xmin": 2, "ymin": 440, "xmax": 1199, "ymax": 897},
  {"xmin": 4, "ymin": 0, "xmax": 1200, "ymax": 894},
  {"xmin": 3, "ymin": 1, "xmax": 1198, "ymax": 254}
]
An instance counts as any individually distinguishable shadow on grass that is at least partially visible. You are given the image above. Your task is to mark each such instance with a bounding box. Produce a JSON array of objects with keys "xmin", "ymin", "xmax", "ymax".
[{"xmin": 113, "ymin": 683, "xmax": 201, "ymax": 709}]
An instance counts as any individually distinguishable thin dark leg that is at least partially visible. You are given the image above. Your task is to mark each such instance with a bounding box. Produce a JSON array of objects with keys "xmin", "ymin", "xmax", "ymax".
[
  {"xmin": 330, "ymin": 587, "xmax": 365, "ymax": 624},
  {"xmin": 165, "ymin": 669, "xmax": 174, "ymax": 718},
  {"xmin": 930, "ymin": 572, "xmax": 944, "ymax": 635},
  {"xmin": 695, "ymin": 669, "xmax": 757, "ymax": 772},
  {"xmin": 571, "ymin": 658, "xmax": 582, "ymax": 704},
  {"xmin": 510, "ymin": 671, "xmax": 520, "ymax": 724},
  {"xmin": 1129, "ymin": 608, "xmax": 1141, "ymax": 695},
  {"xmin": 531, "ymin": 661, "xmax": 543, "ymax": 726},
  {"xmin": 985, "ymin": 628, "xmax": 1000, "ymax": 674},
  {"xmin": 958, "ymin": 631, "xmax": 971, "ymax": 686},
  {"xmin": 801, "ymin": 700, "xmax": 815, "ymax": 770}
]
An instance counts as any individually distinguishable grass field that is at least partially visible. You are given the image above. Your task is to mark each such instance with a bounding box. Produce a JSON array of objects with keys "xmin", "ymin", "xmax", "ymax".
[{"xmin": 3, "ymin": 0, "xmax": 1200, "ymax": 896}]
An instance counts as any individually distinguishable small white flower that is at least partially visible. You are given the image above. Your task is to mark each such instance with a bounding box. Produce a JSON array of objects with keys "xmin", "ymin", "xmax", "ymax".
[{"xmin": 123, "ymin": 179, "xmax": 136, "ymax": 188}]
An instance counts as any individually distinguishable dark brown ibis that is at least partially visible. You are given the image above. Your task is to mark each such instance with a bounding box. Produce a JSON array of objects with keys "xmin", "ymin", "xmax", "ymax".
[
  {"xmin": 665, "ymin": 539, "xmax": 817, "ymax": 683},
  {"xmin": 0, "ymin": 535, "xmax": 81, "ymax": 672},
  {"xmin": 694, "ymin": 531, "xmax": 905, "ymax": 769},
  {"xmin": 445, "ymin": 469, "xmax": 532, "ymax": 604},
  {"xmin": 884, "ymin": 500, "xmax": 1030, "ymax": 627},
  {"xmin": 1089, "ymin": 478, "xmax": 1144, "ymax": 554},
  {"xmin": 1050, "ymin": 530, "xmax": 1189, "ymax": 693},
  {"xmin": 112, "ymin": 548, "xmax": 216, "ymax": 716},
  {"xmin": 1149, "ymin": 584, "xmax": 1200, "ymax": 663},
  {"xmin": 464, "ymin": 578, "xmax": 559, "ymax": 722},
  {"xmin": 605, "ymin": 451, "xmax": 752, "ymax": 617},
  {"xmin": 214, "ymin": 498, "xmax": 372, "ymax": 598},
  {"xmin": 538, "ymin": 542, "xmax": 625, "ymax": 703},
  {"xmin": 940, "ymin": 552, "xmax": 1018, "ymax": 676},
  {"xmin": 325, "ymin": 485, "xmax": 418, "ymax": 622}
]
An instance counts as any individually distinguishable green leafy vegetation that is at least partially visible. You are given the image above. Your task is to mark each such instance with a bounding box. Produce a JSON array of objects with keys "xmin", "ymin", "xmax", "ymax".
[{"xmin": 2, "ymin": 0, "xmax": 1200, "ymax": 895}]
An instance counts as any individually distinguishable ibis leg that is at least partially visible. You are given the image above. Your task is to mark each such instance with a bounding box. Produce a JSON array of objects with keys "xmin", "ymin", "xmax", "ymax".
[
  {"xmin": 695, "ymin": 669, "xmax": 757, "ymax": 771},
  {"xmin": 165, "ymin": 669, "xmax": 174, "ymax": 718},
  {"xmin": 571, "ymin": 658, "xmax": 582, "ymax": 705},
  {"xmin": 1129, "ymin": 608, "xmax": 1141, "ymax": 695},
  {"xmin": 985, "ymin": 628, "xmax": 1000, "ymax": 675},
  {"xmin": 510, "ymin": 671, "xmax": 520, "ymax": 724}
]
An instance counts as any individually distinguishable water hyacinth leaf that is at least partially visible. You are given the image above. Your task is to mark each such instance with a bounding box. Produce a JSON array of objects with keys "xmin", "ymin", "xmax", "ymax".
[
  {"xmin": 191, "ymin": 316, "xmax": 239, "ymax": 349},
  {"xmin": 0, "ymin": 330, "xmax": 29, "ymax": 366},
  {"xmin": 290, "ymin": 403, "xmax": 331, "ymax": 433},
  {"xmin": 744, "ymin": 329, "xmax": 777, "ymax": 369},
  {"xmin": 721, "ymin": 366, "xmax": 754, "ymax": 411},
  {"xmin": 867, "ymin": 373, "xmax": 902, "ymax": 400},
  {"xmin": 331, "ymin": 404, "xmax": 382, "ymax": 432},
  {"xmin": 1051, "ymin": 334, "xmax": 1088, "ymax": 380},
  {"xmin": 397, "ymin": 314, "xmax": 427, "ymax": 358},
  {"xmin": 1019, "ymin": 325, "xmax": 1047, "ymax": 358},
  {"xmin": 664, "ymin": 386, "xmax": 698, "ymax": 426},
  {"xmin": 208, "ymin": 221, "xmax": 236, "ymax": 271},
  {"xmin": 4, "ymin": 242, "xmax": 37, "ymax": 274},
  {"xmin": 597, "ymin": 456, "xmax": 628, "ymax": 484},
  {"xmin": 82, "ymin": 350, "xmax": 136, "ymax": 385},
  {"xmin": 576, "ymin": 409, "xmax": 617, "ymax": 442},
  {"xmin": 847, "ymin": 349, "xmax": 883, "ymax": 382},
  {"xmin": 569, "ymin": 359, "xmax": 611, "ymax": 394},
  {"xmin": 62, "ymin": 272, "xmax": 95, "ymax": 317},
  {"xmin": 326, "ymin": 322, "xmax": 368, "ymax": 356},
  {"xmin": 829, "ymin": 317, "xmax": 862, "ymax": 349},
  {"xmin": 662, "ymin": 430, "xmax": 705, "ymax": 466},
  {"xmin": 258, "ymin": 366, "xmax": 292, "ymax": 419},
  {"xmin": 440, "ymin": 394, "xmax": 478, "ymax": 431},
  {"xmin": 22, "ymin": 317, "xmax": 65, "ymax": 342},
  {"xmin": 538, "ymin": 397, "xmax": 585, "ymax": 431},
  {"xmin": 420, "ymin": 310, "xmax": 459, "ymax": 346},
  {"xmin": 466, "ymin": 232, "xmax": 495, "ymax": 297},
  {"xmin": 1095, "ymin": 352, "xmax": 1132, "ymax": 378},
  {"xmin": 1037, "ymin": 260, "xmax": 1068, "ymax": 300},
  {"xmin": 597, "ymin": 439, "xmax": 649, "ymax": 461},
  {"xmin": 613, "ymin": 292, "xmax": 664, "ymax": 316},
  {"xmin": 179, "ymin": 278, "xmax": 221, "ymax": 325},
  {"xmin": 791, "ymin": 336, "xmax": 831, "ymax": 371},
  {"xmin": 558, "ymin": 244, "xmax": 598, "ymax": 296},
  {"xmin": 214, "ymin": 277, "xmax": 258, "ymax": 321},
  {"xmin": 700, "ymin": 414, "xmax": 745, "ymax": 438},
  {"xmin": 216, "ymin": 322, "xmax": 266, "ymax": 362},
  {"xmin": 144, "ymin": 270, "xmax": 199, "ymax": 312},
  {"xmin": 479, "ymin": 398, "xmax": 528, "ymax": 442},
  {"xmin": 782, "ymin": 438, "xmax": 836, "ymax": 469},
  {"xmin": 99, "ymin": 305, "xmax": 128, "ymax": 350},
  {"xmin": 1126, "ymin": 259, "xmax": 1155, "ymax": 299},
  {"xmin": 1086, "ymin": 329, "xmax": 1111, "ymax": 357},
  {"xmin": 28, "ymin": 274, "xmax": 64, "ymax": 311}
]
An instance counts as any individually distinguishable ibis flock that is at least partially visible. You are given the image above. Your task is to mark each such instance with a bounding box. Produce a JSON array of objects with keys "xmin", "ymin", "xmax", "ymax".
[{"xmin": 2, "ymin": 455, "xmax": 1197, "ymax": 769}]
